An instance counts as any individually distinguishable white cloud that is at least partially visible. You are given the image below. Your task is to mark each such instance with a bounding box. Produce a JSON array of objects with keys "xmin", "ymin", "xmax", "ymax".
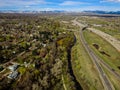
[
  {"xmin": 25, "ymin": 5, "xmax": 30, "ymax": 8},
  {"xmin": 0, "ymin": 0, "xmax": 50, "ymax": 7},
  {"xmin": 101, "ymin": 0, "xmax": 120, "ymax": 3},
  {"xmin": 59, "ymin": 1, "xmax": 88, "ymax": 6}
]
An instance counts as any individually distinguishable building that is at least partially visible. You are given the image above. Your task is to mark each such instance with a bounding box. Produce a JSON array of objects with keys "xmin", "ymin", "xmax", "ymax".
[
  {"xmin": 8, "ymin": 64, "xmax": 19, "ymax": 71},
  {"xmin": 7, "ymin": 71, "xmax": 19, "ymax": 79}
]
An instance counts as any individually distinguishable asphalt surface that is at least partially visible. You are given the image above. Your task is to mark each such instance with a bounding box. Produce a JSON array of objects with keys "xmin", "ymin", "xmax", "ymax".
[
  {"xmin": 73, "ymin": 19, "xmax": 114, "ymax": 90},
  {"xmin": 72, "ymin": 18, "xmax": 120, "ymax": 80},
  {"xmin": 98, "ymin": 57, "xmax": 120, "ymax": 80},
  {"xmin": 88, "ymin": 28, "xmax": 120, "ymax": 52}
]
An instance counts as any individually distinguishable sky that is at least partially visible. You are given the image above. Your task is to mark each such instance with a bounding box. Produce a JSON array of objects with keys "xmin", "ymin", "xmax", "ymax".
[{"xmin": 0, "ymin": 0, "xmax": 120, "ymax": 11}]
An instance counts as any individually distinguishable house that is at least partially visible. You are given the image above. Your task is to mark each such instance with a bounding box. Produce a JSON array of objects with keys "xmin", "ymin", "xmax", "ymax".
[
  {"xmin": 12, "ymin": 51, "xmax": 16, "ymax": 54},
  {"xmin": 42, "ymin": 44, "xmax": 46, "ymax": 47},
  {"xmin": 93, "ymin": 24, "xmax": 102, "ymax": 27},
  {"xmin": 7, "ymin": 71, "xmax": 19, "ymax": 79},
  {"xmin": 40, "ymin": 43, "xmax": 46, "ymax": 47},
  {"xmin": 63, "ymin": 32, "xmax": 66, "ymax": 34},
  {"xmin": 24, "ymin": 62, "xmax": 29, "ymax": 67},
  {"xmin": 8, "ymin": 64, "xmax": 19, "ymax": 71}
]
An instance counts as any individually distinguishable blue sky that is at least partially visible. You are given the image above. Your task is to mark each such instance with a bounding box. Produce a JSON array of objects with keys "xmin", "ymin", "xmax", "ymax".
[{"xmin": 0, "ymin": 0, "xmax": 120, "ymax": 11}]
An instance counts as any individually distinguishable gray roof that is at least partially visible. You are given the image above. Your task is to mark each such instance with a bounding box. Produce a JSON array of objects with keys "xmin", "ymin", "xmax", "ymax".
[
  {"xmin": 8, "ymin": 64, "xmax": 19, "ymax": 71},
  {"xmin": 7, "ymin": 71, "xmax": 19, "ymax": 79}
]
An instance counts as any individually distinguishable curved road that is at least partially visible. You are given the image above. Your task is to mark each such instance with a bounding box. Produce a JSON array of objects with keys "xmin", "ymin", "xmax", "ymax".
[
  {"xmin": 72, "ymin": 18, "xmax": 120, "ymax": 80},
  {"xmin": 73, "ymin": 19, "xmax": 114, "ymax": 90}
]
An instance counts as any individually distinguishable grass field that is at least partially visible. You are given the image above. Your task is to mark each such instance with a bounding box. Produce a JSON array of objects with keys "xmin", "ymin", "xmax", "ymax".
[
  {"xmin": 101, "ymin": 64, "xmax": 120, "ymax": 90},
  {"xmin": 94, "ymin": 27, "xmax": 120, "ymax": 40},
  {"xmin": 78, "ymin": 16, "xmax": 120, "ymax": 40},
  {"xmin": 71, "ymin": 31, "xmax": 104, "ymax": 90},
  {"xmin": 83, "ymin": 30, "xmax": 120, "ymax": 74}
]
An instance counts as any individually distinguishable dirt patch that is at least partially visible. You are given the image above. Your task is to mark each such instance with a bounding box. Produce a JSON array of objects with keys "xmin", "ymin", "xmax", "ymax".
[
  {"xmin": 88, "ymin": 28, "xmax": 120, "ymax": 52},
  {"xmin": 93, "ymin": 43, "xmax": 99, "ymax": 50},
  {"xmin": 118, "ymin": 66, "xmax": 120, "ymax": 70},
  {"xmin": 92, "ymin": 43, "xmax": 111, "ymax": 57},
  {"xmin": 99, "ymin": 51, "xmax": 111, "ymax": 57}
]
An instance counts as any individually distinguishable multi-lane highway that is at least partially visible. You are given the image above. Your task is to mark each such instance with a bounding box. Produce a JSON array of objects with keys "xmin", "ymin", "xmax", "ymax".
[
  {"xmin": 72, "ymin": 18, "xmax": 120, "ymax": 80},
  {"xmin": 72, "ymin": 19, "xmax": 115, "ymax": 90}
]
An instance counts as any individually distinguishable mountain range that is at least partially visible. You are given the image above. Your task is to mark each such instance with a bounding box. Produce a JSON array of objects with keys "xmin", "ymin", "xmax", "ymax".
[{"xmin": 0, "ymin": 10, "xmax": 120, "ymax": 15}]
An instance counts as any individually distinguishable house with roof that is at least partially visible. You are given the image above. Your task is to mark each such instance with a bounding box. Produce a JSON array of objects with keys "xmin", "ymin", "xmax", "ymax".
[
  {"xmin": 7, "ymin": 71, "xmax": 19, "ymax": 79},
  {"xmin": 8, "ymin": 64, "xmax": 19, "ymax": 71}
]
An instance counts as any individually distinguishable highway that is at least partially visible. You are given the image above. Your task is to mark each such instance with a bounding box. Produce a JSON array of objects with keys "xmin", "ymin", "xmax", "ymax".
[
  {"xmin": 72, "ymin": 18, "xmax": 120, "ymax": 80},
  {"xmin": 73, "ymin": 19, "xmax": 114, "ymax": 90},
  {"xmin": 98, "ymin": 56, "xmax": 120, "ymax": 80}
]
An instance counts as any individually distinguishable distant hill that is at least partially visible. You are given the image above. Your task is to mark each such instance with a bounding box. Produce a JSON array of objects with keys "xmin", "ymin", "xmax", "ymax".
[
  {"xmin": 83, "ymin": 11, "xmax": 120, "ymax": 15},
  {"xmin": 0, "ymin": 10, "xmax": 65, "ymax": 13},
  {"xmin": 1, "ymin": 10, "xmax": 120, "ymax": 15}
]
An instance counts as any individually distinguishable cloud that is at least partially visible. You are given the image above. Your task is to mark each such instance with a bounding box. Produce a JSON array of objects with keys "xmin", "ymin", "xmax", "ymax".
[
  {"xmin": 101, "ymin": 0, "xmax": 120, "ymax": 3},
  {"xmin": 25, "ymin": 5, "xmax": 30, "ymax": 8},
  {"xmin": 59, "ymin": 1, "xmax": 88, "ymax": 6},
  {"xmin": 0, "ymin": 0, "xmax": 50, "ymax": 7}
]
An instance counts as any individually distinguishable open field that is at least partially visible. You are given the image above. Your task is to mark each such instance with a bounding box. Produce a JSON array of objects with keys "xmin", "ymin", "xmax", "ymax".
[
  {"xmin": 83, "ymin": 30, "xmax": 120, "ymax": 74},
  {"xmin": 71, "ymin": 31, "xmax": 104, "ymax": 90},
  {"xmin": 87, "ymin": 28, "xmax": 120, "ymax": 52},
  {"xmin": 78, "ymin": 16, "xmax": 120, "ymax": 40},
  {"xmin": 101, "ymin": 64, "xmax": 120, "ymax": 90}
]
